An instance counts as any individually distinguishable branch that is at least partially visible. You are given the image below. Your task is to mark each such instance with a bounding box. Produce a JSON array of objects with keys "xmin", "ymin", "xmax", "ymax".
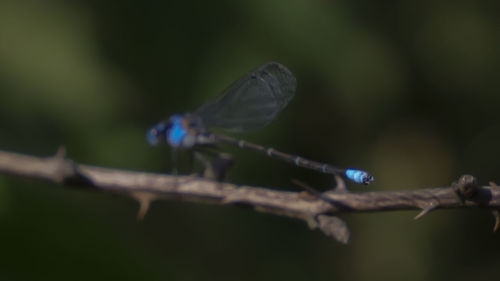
[{"xmin": 0, "ymin": 148, "xmax": 498, "ymax": 244}]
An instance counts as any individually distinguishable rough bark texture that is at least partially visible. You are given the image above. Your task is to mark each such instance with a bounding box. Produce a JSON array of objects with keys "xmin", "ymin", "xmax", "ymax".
[{"xmin": 0, "ymin": 149, "xmax": 498, "ymax": 244}]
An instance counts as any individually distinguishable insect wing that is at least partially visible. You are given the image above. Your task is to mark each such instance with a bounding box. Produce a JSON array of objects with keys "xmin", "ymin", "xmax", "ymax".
[{"xmin": 193, "ymin": 62, "xmax": 297, "ymax": 131}]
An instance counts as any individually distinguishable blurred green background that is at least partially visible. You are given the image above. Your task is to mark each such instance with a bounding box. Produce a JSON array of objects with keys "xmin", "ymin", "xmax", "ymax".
[{"xmin": 0, "ymin": 0, "xmax": 499, "ymax": 280}]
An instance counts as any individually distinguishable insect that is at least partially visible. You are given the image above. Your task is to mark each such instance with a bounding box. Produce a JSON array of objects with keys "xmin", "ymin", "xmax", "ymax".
[{"xmin": 147, "ymin": 62, "xmax": 373, "ymax": 184}]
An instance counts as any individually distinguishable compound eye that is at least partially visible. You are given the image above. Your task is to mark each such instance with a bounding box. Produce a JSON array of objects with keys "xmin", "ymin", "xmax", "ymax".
[{"xmin": 146, "ymin": 126, "xmax": 163, "ymax": 145}]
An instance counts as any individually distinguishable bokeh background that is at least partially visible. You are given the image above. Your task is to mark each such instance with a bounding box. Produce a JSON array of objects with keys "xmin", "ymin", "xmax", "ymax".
[{"xmin": 0, "ymin": 0, "xmax": 499, "ymax": 280}]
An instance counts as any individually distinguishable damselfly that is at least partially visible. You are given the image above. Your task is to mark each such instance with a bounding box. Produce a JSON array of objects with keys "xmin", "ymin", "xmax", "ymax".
[{"xmin": 147, "ymin": 62, "xmax": 373, "ymax": 184}]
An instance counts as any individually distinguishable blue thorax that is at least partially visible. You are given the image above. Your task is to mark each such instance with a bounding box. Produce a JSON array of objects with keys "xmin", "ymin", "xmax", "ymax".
[{"xmin": 167, "ymin": 115, "xmax": 188, "ymax": 148}]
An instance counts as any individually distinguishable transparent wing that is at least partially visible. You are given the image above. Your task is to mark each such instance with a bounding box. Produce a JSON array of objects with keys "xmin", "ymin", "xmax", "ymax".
[{"xmin": 193, "ymin": 62, "xmax": 297, "ymax": 132}]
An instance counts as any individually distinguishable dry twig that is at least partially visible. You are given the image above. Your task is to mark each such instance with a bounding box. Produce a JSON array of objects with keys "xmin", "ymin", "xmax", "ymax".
[{"xmin": 0, "ymin": 148, "xmax": 499, "ymax": 244}]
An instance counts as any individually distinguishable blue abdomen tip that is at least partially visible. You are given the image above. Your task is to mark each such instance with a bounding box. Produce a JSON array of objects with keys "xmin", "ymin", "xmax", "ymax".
[{"xmin": 345, "ymin": 169, "xmax": 374, "ymax": 185}]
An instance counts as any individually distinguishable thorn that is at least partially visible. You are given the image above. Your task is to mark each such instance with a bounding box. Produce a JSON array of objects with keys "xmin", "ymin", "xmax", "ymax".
[
  {"xmin": 51, "ymin": 146, "xmax": 81, "ymax": 185},
  {"xmin": 292, "ymin": 179, "xmax": 321, "ymax": 196},
  {"xmin": 414, "ymin": 202, "xmax": 437, "ymax": 220},
  {"xmin": 137, "ymin": 201, "xmax": 150, "ymax": 222},
  {"xmin": 492, "ymin": 210, "xmax": 500, "ymax": 232},
  {"xmin": 132, "ymin": 192, "xmax": 156, "ymax": 222},
  {"xmin": 333, "ymin": 175, "xmax": 346, "ymax": 191},
  {"xmin": 55, "ymin": 146, "xmax": 67, "ymax": 159}
]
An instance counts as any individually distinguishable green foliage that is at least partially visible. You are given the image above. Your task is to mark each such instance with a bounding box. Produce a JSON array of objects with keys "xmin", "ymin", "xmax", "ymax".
[{"xmin": 0, "ymin": 0, "xmax": 499, "ymax": 280}]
